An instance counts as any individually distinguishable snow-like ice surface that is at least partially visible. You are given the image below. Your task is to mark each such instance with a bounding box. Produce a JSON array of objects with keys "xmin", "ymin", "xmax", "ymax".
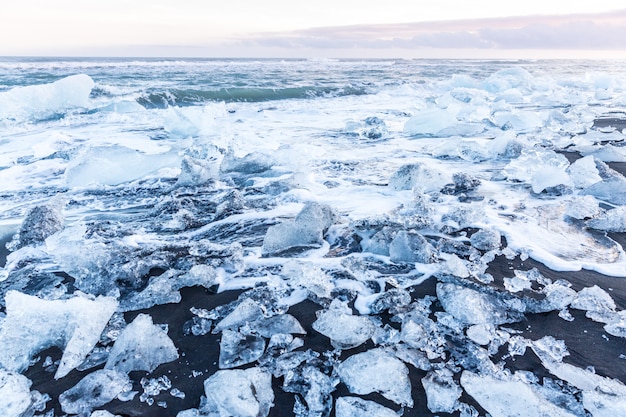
[{"xmin": 2, "ymin": 58, "xmax": 626, "ymax": 416}]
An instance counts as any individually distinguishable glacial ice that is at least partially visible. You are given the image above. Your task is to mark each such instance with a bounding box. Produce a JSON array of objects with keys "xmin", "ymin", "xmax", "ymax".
[
  {"xmin": 105, "ymin": 313, "xmax": 178, "ymax": 373},
  {"xmin": 565, "ymin": 195, "xmax": 601, "ymax": 220},
  {"xmin": 261, "ymin": 202, "xmax": 336, "ymax": 256},
  {"xmin": 345, "ymin": 116, "xmax": 389, "ymax": 140},
  {"xmin": 0, "ymin": 74, "xmax": 94, "ymax": 122},
  {"xmin": 503, "ymin": 149, "xmax": 571, "ymax": 193},
  {"xmin": 403, "ymin": 107, "xmax": 459, "ymax": 137},
  {"xmin": 14, "ymin": 200, "xmax": 64, "ymax": 248},
  {"xmin": 338, "ymin": 349, "xmax": 413, "ymax": 407},
  {"xmin": 581, "ymin": 176, "xmax": 626, "ymax": 205},
  {"xmin": 312, "ymin": 299, "xmax": 377, "ymax": 349},
  {"xmin": 422, "ymin": 369, "xmax": 462, "ymax": 413},
  {"xmin": 59, "ymin": 369, "xmax": 131, "ymax": 416},
  {"xmin": 219, "ymin": 329, "xmax": 265, "ymax": 368},
  {"xmin": 334, "ymin": 396, "xmax": 398, "ymax": 417},
  {"xmin": 0, "ymin": 370, "xmax": 33, "ymax": 417},
  {"xmin": 570, "ymin": 285, "xmax": 616, "ymax": 317},
  {"xmin": 566, "ymin": 155, "xmax": 602, "ymax": 188},
  {"xmin": 200, "ymin": 368, "xmax": 274, "ymax": 417},
  {"xmin": 389, "ymin": 230, "xmax": 436, "ymax": 264},
  {"xmin": 586, "ymin": 206, "xmax": 626, "ymax": 232},
  {"xmin": 469, "ymin": 228, "xmax": 501, "ymax": 251},
  {"xmin": 283, "ymin": 363, "xmax": 338, "ymax": 416},
  {"xmin": 388, "ymin": 162, "xmax": 449, "ymax": 193},
  {"xmin": 0, "ymin": 291, "xmax": 118, "ymax": 379}
]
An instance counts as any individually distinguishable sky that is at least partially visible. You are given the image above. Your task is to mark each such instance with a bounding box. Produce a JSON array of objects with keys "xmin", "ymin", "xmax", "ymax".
[{"xmin": 2, "ymin": 0, "xmax": 626, "ymax": 58}]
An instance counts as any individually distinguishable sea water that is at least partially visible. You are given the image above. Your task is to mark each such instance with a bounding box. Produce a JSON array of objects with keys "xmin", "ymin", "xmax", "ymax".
[{"xmin": 1, "ymin": 57, "xmax": 626, "ymax": 416}]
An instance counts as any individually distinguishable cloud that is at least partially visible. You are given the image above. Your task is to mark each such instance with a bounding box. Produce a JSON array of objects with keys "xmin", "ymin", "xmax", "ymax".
[{"xmin": 236, "ymin": 9, "xmax": 626, "ymax": 52}]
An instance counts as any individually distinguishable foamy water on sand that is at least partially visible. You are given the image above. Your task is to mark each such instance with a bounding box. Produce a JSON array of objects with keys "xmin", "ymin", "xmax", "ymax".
[{"xmin": 1, "ymin": 58, "xmax": 626, "ymax": 416}]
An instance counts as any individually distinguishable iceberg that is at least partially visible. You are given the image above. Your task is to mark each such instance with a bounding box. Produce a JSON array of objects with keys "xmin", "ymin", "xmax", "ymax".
[
  {"xmin": 105, "ymin": 313, "xmax": 178, "ymax": 373},
  {"xmin": 0, "ymin": 291, "xmax": 118, "ymax": 379}
]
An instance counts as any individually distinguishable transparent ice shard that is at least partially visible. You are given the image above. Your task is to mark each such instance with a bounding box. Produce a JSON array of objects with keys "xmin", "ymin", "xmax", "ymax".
[
  {"xmin": 344, "ymin": 116, "xmax": 389, "ymax": 140},
  {"xmin": 389, "ymin": 230, "xmax": 436, "ymax": 264},
  {"xmin": 460, "ymin": 371, "xmax": 578, "ymax": 417},
  {"xmin": 15, "ymin": 200, "xmax": 64, "ymax": 248},
  {"xmin": 469, "ymin": 228, "xmax": 501, "ymax": 251},
  {"xmin": 201, "ymin": 368, "xmax": 274, "ymax": 417},
  {"xmin": 283, "ymin": 364, "xmax": 338, "ymax": 416},
  {"xmin": 262, "ymin": 202, "xmax": 337, "ymax": 257},
  {"xmin": 566, "ymin": 155, "xmax": 602, "ymax": 188},
  {"xmin": 503, "ymin": 149, "xmax": 571, "ymax": 193},
  {"xmin": 312, "ymin": 299, "xmax": 376, "ymax": 349},
  {"xmin": 604, "ymin": 311, "xmax": 626, "ymax": 338},
  {"xmin": 214, "ymin": 298, "xmax": 264, "ymax": 332},
  {"xmin": 335, "ymin": 396, "xmax": 398, "ymax": 417},
  {"xmin": 570, "ymin": 285, "xmax": 616, "ymax": 321},
  {"xmin": 581, "ymin": 176, "xmax": 626, "ymax": 205},
  {"xmin": 0, "ymin": 291, "xmax": 118, "ymax": 379},
  {"xmin": 220, "ymin": 151, "xmax": 275, "ymax": 175},
  {"xmin": 338, "ymin": 349, "xmax": 413, "ymax": 407},
  {"xmin": 59, "ymin": 369, "xmax": 131, "ymax": 416},
  {"xmin": 422, "ymin": 369, "xmax": 462, "ymax": 413},
  {"xmin": 105, "ymin": 313, "xmax": 178, "ymax": 373},
  {"xmin": 0, "ymin": 370, "xmax": 33, "ymax": 417},
  {"xmin": 252, "ymin": 314, "xmax": 306, "ymax": 338},
  {"xmin": 219, "ymin": 329, "xmax": 265, "ymax": 369},
  {"xmin": 388, "ymin": 162, "xmax": 449, "ymax": 193}
]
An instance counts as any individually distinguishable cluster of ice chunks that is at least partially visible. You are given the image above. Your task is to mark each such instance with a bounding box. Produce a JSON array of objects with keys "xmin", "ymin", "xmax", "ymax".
[{"xmin": 261, "ymin": 202, "xmax": 337, "ymax": 257}]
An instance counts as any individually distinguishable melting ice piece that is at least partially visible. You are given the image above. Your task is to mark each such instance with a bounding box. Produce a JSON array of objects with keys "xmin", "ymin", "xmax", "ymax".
[
  {"xmin": 565, "ymin": 195, "xmax": 601, "ymax": 220},
  {"xmin": 214, "ymin": 298, "xmax": 265, "ymax": 332},
  {"xmin": 15, "ymin": 201, "xmax": 64, "ymax": 248},
  {"xmin": 0, "ymin": 291, "xmax": 118, "ymax": 379},
  {"xmin": 335, "ymin": 396, "xmax": 398, "ymax": 417},
  {"xmin": 582, "ymin": 389, "xmax": 626, "ymax": 417},
  {"xmin": 261, "ymin": 202, "xmax": 337, "ymax": 256},
  {"xmin": 570, "ymin": 285, "xmax": 616, "ymax": 318},
  {"xmin": 105, "ymin": 314, "xmax": 178, "ymax": 373},
  {"xmin": 220, "ymin": 151, "xmax": 275, "ymax": 175},
  {"xmin": 201, "ymin": 368, "xmax": 274, "ymax": 417},
  {"xmin": 0, "ymin": 370, "xmax": 33, "ymax": 417},
  {"xmin": 604, "ymin": 311, "xmax": 626, "ymax": 338},
  {"xmin": 469, "ymin": 228, "xmax": 501, "ymax": 251},
  {"xmin": 422, "ymin": 369, "xmax": 462, "ymax": 413},
  {"xmin": 586, "ymin": 206, "xmax": 626, "ymax": 232},
  {"xmin": 460, "ymin": 371, "xmax": 577, "ymax": 417},
  {"xmin": 503, "ymin": 149, "xmax": 572, "ymax": 193},
  {"xmin": 312, "ymin": 299, "xmax": 377, "ymax": 349},
  {"xmin": 219, "ymin": 329, "xmax": 265, "ymax": 369},
  {"xmin": 253, "ymin": 314, "xmax": 306, "ymax": 338},
  {"xmin": 388, "ymin": 162, "xmax": 449, "ymax": 193},
  {"xmin": 389, "ymin": 230, "xmax": 436, "ymax": 264},
  {"xmin": 581, "ymin": 176, "xmax": 626, "ymax": 205},
  {"xmin": 567, "ymin": 155, "xmax": 602, "ymax": 188},
  {"xmin": 283, "ymin": 365, "xmax": 338, "ymax": 416},
  {"xmin": 338, "ymin": 349, "xmax": 413, "ymax": 407},
  {"xmin": 59, "ymin": 369, "xmax": 131, "ymax": 416}
]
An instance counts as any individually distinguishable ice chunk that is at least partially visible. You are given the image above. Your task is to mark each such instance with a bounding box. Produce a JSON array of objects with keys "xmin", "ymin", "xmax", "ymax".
[
  {"xmin": 604, "ymin": 311, "xmax": 626, "ymax": 338},
  {"xmin": 338, "ymin": 349, "xmax": 413, "ymax": 407},
  {"xmin": 503, "ymin": 149, "xmax": 571, "ymax": 192},
  {"xmin": 581, "ymin": 176, "xmax": 626, "ymax": 205},
  {"xmin": 201, "ymin": 368, "xmax": 274, "ymax": 417},
  {"xmin": 214, "ymin": 298, "xmax": 265, "ymax": 332},
  {"xmin": 466, "ymin": 323, "xmax": 495, "ymax": 346},
  {"xmin": 566, "ymin": 155, "xmax": 602, "ymax": 188},
  {"xmin": 460, "ymin": 371, "xmax": 577, "ymax": 417},
  {"xmin": 0, "ymin": 74, "xmax": 94, "ymax": 122},
  {"xmin": 586, "ymin": 206, "xmax": 626, "ymax": 232},
  {"xmin": 253, "ymin": 314, "xmax": 306, "ymax": 338},
  {"xmin": 422, "ymin": 369, "xmax": 462, "ymax": 413},
  {"xmin": 0, "ymin": 291, "xmax": 118, "ymax": 379},
  {"xmin": 582, "ymin": 388, "xmax": 626, "ymax": 417},
  {"xmin": 469, "ymin": 228, "xmax": 501, "ymax": 251},
  {"xmin": 0, "ymin": 370, "xmax": 32, "ymax": 417},
  {"xmin": 65, "ymin": 145, "xmax": 180, "ymax": 188},
  {"xmin": 345, "ymin": 116, "xmax": 389, "ymax": 140},
  {"xmin": 281, "ymin": 261, "xmax": 334, "ymax": 299},
  {"xmin": 570, "ymin": 285, "xmax": 616, "ymax": 316},
  {"xmin": 403, "ymin": 107, "xmax": 459, "ymax": 137},
  {"xmin": 219, "ymin": 329, "xmax": 265, "ymax": 369},
  {"xmin": 15, "ymin": 200, "xmax": 64, "ymax": 248},
  {"xmin": 220, "ymin": 151, "xmax": 275, "ymax": 175},
  {"xmin": 105, "ymin": 314, "xmax": 178, "ymax": 373},
  {"xmin": 388, "ymin": 162, "xmax": 449, "ymax": 193},
  {"xmin": 312, "ymin": 299, "xmax": 377, "ymax": 349},
  {"xmin": 335, "ymin": 396, "xmax": 398, "ymax": 417},
  {"xmin": 283, "ymin": 364, "xmax": 337, "ymax": 416},
  {"xmin": 389, "ymin": 230, "xmax": 436, "ymax": 264},
  {"xmin": 436, "ymin": 282, "xmax": 524, "ymax": 325},
  {"xmin": 565, "ymin": 195, "xmax": 601, "ymax": 220},
  {"xmin": 59, "ymin": 370, "xmax": 131, "ymax": 416},
  {"xmin": 261, "ymin": 202, "xmax": 337, "ymax": 256}
]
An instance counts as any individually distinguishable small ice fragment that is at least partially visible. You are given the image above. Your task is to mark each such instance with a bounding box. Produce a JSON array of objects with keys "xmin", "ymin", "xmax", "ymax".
[
  {"xmin": 15, "ymin": 201, "xmax": 64, "ymax": 248},
  {"xmin": 59, "ymin": 370, "xmax": 131, "ymax": 416},
  {"xmin": 565, "ymin": 195, "xmax": 601, "ymax": 219},
  {"xmin": 570, "ymin": 285, "xmax": 616, "ymax": 316},
  {"xmin": 0, "ymin": 291, "xmax": 118, "ymax": 379},
  {"xmin": 220, "ymin": 151, "xmax": 275, "ymax": 175},
  {"xmin": 219, "ymin": 329, "xmax": 265, "ymax": 369},
  {"xmin": 105, "ymin": 314, "xmax": 178, "ymax": 373},
  {"xmin": 312, "ymin": 299, "xmax": 377, "ymax": 349},
  {"xmin": 469, "ymin": 228, "xmax": 501, "ymax": 251},
  {"xmin": 388, "ymin": 162, "xmax": 449, "ymax": 193},
  {"xmin": 201, "ymin": 368, "xmax": 274, "ymax": 417},
  {"xmin": 214, "ymin": 298, "xmax": 264, "ymax": 332},
  {"xmin": 170, "ymin": 388, "xmax": 186, "ymax": 399},
  {"xmin": 604, "ymin": 311, "xmax": 626, "ymax": 338},
  {"xmin": 0, "ymin": 369, "xmax": 32, "ymax": 417},
  {"xmin": 422, "ymin": 369, "xmax": 462, "ymax": 413},
  {"xmin": 389, "ymin": 230, "xmax": 436, "ymax": 264},
  {"xmin": 335, "ymin": 396, "xmax": 398, "ymax": 417},
  {"xmin": 582, "ymin": 388, "xmax": 626, "ymax": 417},
  {"xmin": 261, "ymin": 202, "xmax": 337, "ymax": 257},
  {"xmin": 338, "ymin": 349, "xmax": 413, "ymax": 407},
  {"xmin": 586, "ymin": 206, "xmax": 626, "ymax": 232},
  {"xmin": 466, "ymin": 323, "xmax": 495, "ymax": 346}
]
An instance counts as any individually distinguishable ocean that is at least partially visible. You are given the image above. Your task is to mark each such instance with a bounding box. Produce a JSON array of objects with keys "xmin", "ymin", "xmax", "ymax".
[{"xmin": 1, "ymin": 57, "xmax": 626, "ymax": 416}]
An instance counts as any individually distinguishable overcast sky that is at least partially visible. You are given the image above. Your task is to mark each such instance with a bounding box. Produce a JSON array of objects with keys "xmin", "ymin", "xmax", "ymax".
[{"xmin": 2, "ymin": 1, "xmax": 626, "ymax": 58}]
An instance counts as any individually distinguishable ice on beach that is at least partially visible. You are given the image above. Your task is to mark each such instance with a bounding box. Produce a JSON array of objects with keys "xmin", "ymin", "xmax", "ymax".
[
  {"xmin": 345, "ymin": 116, "xmax": 389, "ymax": 140},
  {"xmin": 586, "ymin": 206, "xmax": 626, "ymax": 232},
  {"xmin": 283, "ymin": 363, "xmax": 337, "ymax": 416},
  {"xmin": 570, "ymin": 285, "xmax": 616, "ymax": 317},
  {"xmin": 0, "ymin": 74, "xmax": 94, "ymax": 122},
  {"xmin": 389, "ymin": 230, "xmax": 436, "ymax": 264},
  {"xmin": 565, "ymin": 195, "xmax": 601, "ymax": 220},
  {"xmin": 219, "ymin": 329, "xmax": 265, "ymax": 368},
  {"xmin": 388, "ymin": 162, "xmax": 449, "ymax": 193},
  {"xmin": 14, "ymin": 200, "xmax": 64, "ymax": 248},
  {"xmin": 220, "ymin": 151, "xmax": 276, "ymax": 176},
  {"xmin": 460, "ymin": 371, "xmax": 577, "ymax": 417},
  {"xmin": 312, "ymin": 299, "xmax": 377, "ymax": 349},
  {"xmin": 261, "ymin": 202, "xmax": 337, "ymax": 256},
  {"xmin": 581, "ymin": 176, "xmax": 626, "ymax": 205},
  {"xmin": 503, "ymin": 149, "xmax": 571, "ymax": 193},
  {"xmin": 469, "ymin": 228, "xmax": 501, "ymax": 251},
  {"xmin": 422, "ymin": 369, "xmax": 462, "ymax": 413},
  {"xmin": 335, "ymin": 397, "xmax": 398, "ymax": 417},
  {"xmin": 252, "ymin": 314, "xmax": 306, "ymax": 338},
  {"xmin": 105, "ymin": 313, "xmax": 178, "ymax": 373},
  {"xmin": 566, "ymin": 155, "xmax": 602, "ymax": 188},
  {"xmin": 177, "ymin": 151, "xmax": 222, "ymax": 186},
  {"xmin": 200, "ymin": 368, "xmax": 274, "ymax": 417},
  {"xmin": 404, "ymin": 107, "xmax": 477, "ymax": 137},
  {"xmin": 0, "ymin": 291, "xmax": 117, "ymax": 379},
  {"xmin": 214, "ymin": 298, "xmax": 265, "ymax": 332},
  {"xmin": 338, "ymin": 349, "xmax": 413, "ymax": 407},
  {"xmin": 0, "ymin": 370, "xmax": 33, "ymax": 417},
  {"xmin": 65, "ymin": 145, "xmax": 180, "ymax": 187},
  {"xmin": 59, "ymin": 369, "xmax": 131, "ymax": 416}
]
